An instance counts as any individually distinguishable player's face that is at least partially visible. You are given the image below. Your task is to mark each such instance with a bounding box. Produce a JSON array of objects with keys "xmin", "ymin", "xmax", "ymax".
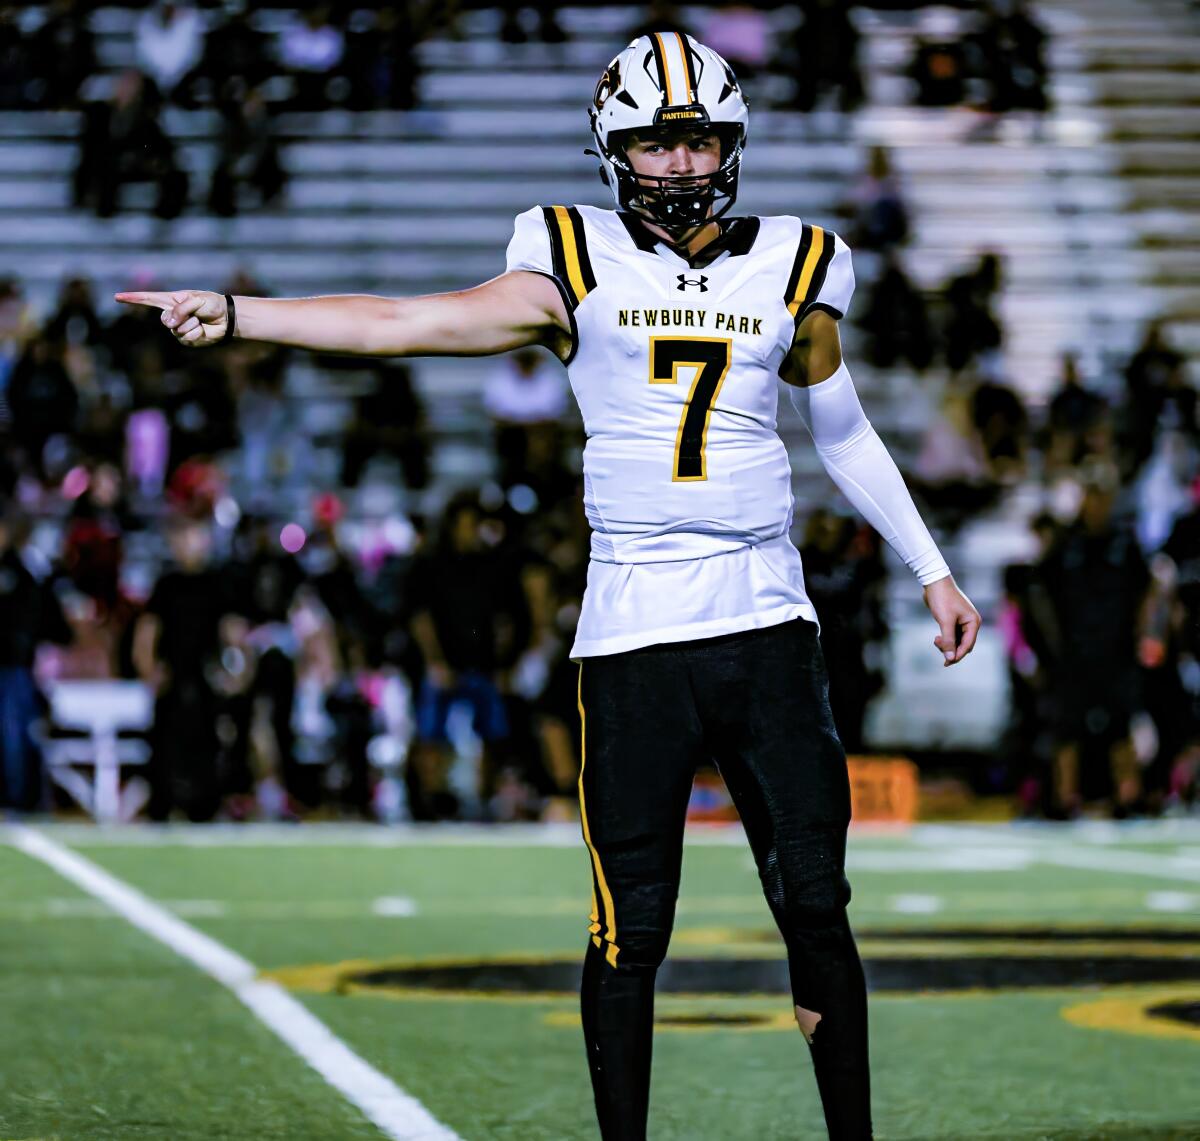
[{"xmin": 625, "ymin": 131, "xmax": 722, "ymax": 182}]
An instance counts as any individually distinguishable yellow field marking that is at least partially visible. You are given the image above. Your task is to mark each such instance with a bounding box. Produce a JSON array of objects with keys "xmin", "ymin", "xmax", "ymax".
[
  {"xmin": 1062, "ymin": 984, "xmax": 1200, "ymax": 1042},
  {"xmin": 542, "ymin": 1008, "xmax": 798, "ymax": 1034}
]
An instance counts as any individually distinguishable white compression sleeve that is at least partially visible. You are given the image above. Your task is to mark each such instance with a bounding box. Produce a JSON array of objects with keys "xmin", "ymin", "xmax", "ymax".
[{"xmin": 791, "ymin": 361, "xmax": 951, "ymax": 586}]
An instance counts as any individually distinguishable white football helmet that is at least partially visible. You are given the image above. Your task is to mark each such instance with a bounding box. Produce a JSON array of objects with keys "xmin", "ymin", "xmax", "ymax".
[{"xmin": 588, "ymin": 33, "xmax": 750, "ymax": 236}]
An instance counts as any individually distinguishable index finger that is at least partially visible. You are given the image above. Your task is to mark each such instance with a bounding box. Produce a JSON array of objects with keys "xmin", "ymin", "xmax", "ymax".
[{"xmin": 113, "ymin": 291, "xmax": 177, "ymax": 311}]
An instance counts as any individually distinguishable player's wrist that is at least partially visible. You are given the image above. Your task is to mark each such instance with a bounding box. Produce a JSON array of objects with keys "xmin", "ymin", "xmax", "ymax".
[{"xmin": 222, "ymin": 293, "xmax": 238, "ymax": 342}]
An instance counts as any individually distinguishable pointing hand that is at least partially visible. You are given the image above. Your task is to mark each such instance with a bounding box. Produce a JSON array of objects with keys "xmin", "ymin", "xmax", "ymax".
[{"xmin": 114, "ymin": 289, "xmax": 230, "ymax": 347}]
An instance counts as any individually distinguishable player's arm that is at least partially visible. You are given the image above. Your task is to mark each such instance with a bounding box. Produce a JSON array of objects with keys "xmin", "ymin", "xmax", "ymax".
[
  {"xmin": 784, "ymin": 311, "xmax": 981, "ymax": 666},
  {"xmin": 113, "ymin": 270, "xmax": 573, "ymax": 360}
]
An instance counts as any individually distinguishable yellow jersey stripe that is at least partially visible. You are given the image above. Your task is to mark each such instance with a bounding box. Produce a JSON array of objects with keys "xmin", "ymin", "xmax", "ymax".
[
  {"xmin": 551, "ymin": 205, "xmax": 589, "ymax": 306},
  {"xmin": 787, "ymin": 225, "xmax": 826, "ymax": 317}
]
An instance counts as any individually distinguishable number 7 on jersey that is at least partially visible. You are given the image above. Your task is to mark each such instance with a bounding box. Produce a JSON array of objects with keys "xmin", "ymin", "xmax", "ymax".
[{"xmin": 649, "ymin": 336, "xmax": 733, "ymax": 482}]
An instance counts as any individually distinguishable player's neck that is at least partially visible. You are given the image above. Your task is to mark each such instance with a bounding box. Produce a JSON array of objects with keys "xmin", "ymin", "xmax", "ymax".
[{"xmin": 639, "ymin": 217, "xmax": 722, "ymax": 258}]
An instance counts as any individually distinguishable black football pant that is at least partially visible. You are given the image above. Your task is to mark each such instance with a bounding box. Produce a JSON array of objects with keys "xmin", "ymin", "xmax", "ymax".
[{"xmin": 577, "ymin": 618, "xmax": 871, "ymax": 1140}]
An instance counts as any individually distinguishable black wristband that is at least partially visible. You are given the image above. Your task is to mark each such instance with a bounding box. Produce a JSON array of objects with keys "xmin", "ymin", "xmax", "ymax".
[{"xmin": 222, "ymin": 293, "xmax": 237, "ymax": 342}]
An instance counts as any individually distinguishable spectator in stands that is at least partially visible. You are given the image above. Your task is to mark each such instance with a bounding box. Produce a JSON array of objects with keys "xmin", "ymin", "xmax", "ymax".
[
  {"xmin": 1160, "ymin": 479, "xmax": 1200, "ymax": 811},
  {"xmin": 407, "ymin": 493, "xmax": 531, "ymax": 820},
  {"xmin": 909, "ymin": 384, "xmax": 1000, "ymax": 534},
  {"xmin": 1124, "ymin": 319, "xmax": 1186, "ymax": 405},
  {"xmin": 7, "ymin": 331, "xmax": 79, "ymax": 482},
  {"xmin": 842, "ymin": 147, "xmax": 909, "ymax": 253},
  {"xmin": 133, "ymin": 513, "xmax": 234, "ymax": 821},
  {"xmin": 135, "ymin": 1, "xmax": 205, "ymax": 105},
  {"xmin": 344, "ymin": 5, "xmax": 421, "ymax": 111},
  {"xmin": 223, "ymin": 515, "xmax": 307, "ymax": 815},
  {"xmin": 627, "ymin": 1, "xmax": 691, "ymax": 41},
  {"xmin": 500, "ymin": 2, "xmax": 567, "ymax": 45},
  {"xmin": 60, "ymin": 462, "xmax": 136, "ymax": 680},
  {"xmin": 1030, "ymin": 466, "xmax": 1150, "ymax": 818},
  {"xmin": 943, "ymin": 251, "xmax": 1004, "ymax": 374},
  {"xmin": 778, "ymin": 0, "xmax": 864, "ymax": 113},
  {"xmin": 857, "ymin": 251, "xmax": 933, "ymax": 372},
  {"xmin": 74, "ymin": 70, "xmax": 189, "ymax": 219},
  {"xmin": 1135, "ymin": 551, "xmax": 1191, "ymax": 813},
  {"xmin": 340, "ymin": 361, "xmax": 430, "ymax": 491},
  {"xmin": 1123, "ymin": 353, "xmax": 1199, "ymax": 479},
  {"xmin": 799, "ymin": 509, "xmax": 887, "ymax": 753},
  {"xmin": 906, "ymin": 34, "xmax": 967, "ymax": 107},
  {"xmin": 208, "ymin": 86, "xmax": 286, "ymax": 216},
  {"xmin": 969, "ymin": 365, "xmax": 1028, "ymax": 482},
  {"xmin": 305, "ymin": 496, "xmax": 378, "ymax": 659},
  {"xmin": 0, "ymin": 7, "xmax": 29, "ymax": 110},
  {"xmin": 181, "ymin": 1, "xmax": 274, "ymax": 110},
  {"xmin": 528, "ymin": 496, "xmax": 589, "ymax": 819},
  {"xmin": 999, "ymin": 513, "xmax": 1059, "ymax": 816},
  {"xmin": 278, "ymin": 5, "xmax": 345, "ymax": 111},
  {"xmin": 701, "ymin": 5, "xmax": 769, "ymax": 81},
  {"xmin": 160, "ymin": 353, "xmax": 238, "ymax": 476},
  {"xmin": 0, "ymin": 278, "xmax": 38, "ymax": 407},
  {"xmin": 1043, "ymin": 352, "xmax": 1107, "ymax": 477},
  {"xmin": 232, "ymin": 358, "xmax": 295, "ymax": 504},
  {"xmin": 44, "ymin": 277, "xmax": 105, "ymax": 356},
  {"xmin": 26, "ymin": 0, "xmax": 97, "ymax": 111},
  {"xmin": 483, "ymin": 349, "xmax": 570, "ymax": 493},
  {"xmin": 973, "ymin": 0, "xmax": 1049, "ymax": 115},
  {"xmin": 0, "ymin": 504, "xmax": 71, "ymax": 812}
]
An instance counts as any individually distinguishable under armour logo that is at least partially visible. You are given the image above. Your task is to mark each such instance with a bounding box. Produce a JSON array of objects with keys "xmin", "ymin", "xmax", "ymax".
[{"xmin": 677, "ymin": 274, "xmax": 708, "ymax": 292}]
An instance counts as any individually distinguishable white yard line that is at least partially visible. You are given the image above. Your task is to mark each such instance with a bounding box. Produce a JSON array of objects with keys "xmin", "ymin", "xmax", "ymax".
[
  {"xmin": 7, "ymin": 826, "xmax": 460, "ymax": 1141},
  {"xmin": 1145, "ymin": 891, "xmax": 1199, "ymax": 913},
  {"xmin": 1036, "ymin": 845, "xmax": 1200, "ymax": 885}
]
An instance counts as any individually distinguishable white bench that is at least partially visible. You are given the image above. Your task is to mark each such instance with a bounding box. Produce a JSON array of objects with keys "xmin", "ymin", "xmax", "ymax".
[{"xmin": 42, "ymin": 681, "xmax": 154, "ymax": 823}]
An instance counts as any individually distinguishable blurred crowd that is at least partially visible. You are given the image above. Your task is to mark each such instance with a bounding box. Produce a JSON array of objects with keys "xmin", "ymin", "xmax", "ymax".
[
  {"xmin": 0, "ymin": 1, "xmax": 1050, "ymax": 218},
  {"xmin": 0, "ymin": 264, "xmax": 597, "ymax": 823},
  {"xmin": 1, "ymin": 0, "xmax": 1195, "ymax": 825},
  {"xmin": 836, "ymin": 138, "xmax": 1199, "ymax": 819}
]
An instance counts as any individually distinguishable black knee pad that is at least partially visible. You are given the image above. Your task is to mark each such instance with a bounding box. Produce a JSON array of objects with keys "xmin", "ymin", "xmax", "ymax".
[
  {"xmin": 779, "ymin": 874, "xmax": 854, "ymax": 935},
  {"xmin": 604, "ymin": 932, "xmax": 671, "ymax": 972}
]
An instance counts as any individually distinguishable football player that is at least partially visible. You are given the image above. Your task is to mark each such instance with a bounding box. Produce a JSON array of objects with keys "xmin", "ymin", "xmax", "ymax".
[{"xmin": 119, "ymin": 32, "xmax": 980, "ymax": 1140}]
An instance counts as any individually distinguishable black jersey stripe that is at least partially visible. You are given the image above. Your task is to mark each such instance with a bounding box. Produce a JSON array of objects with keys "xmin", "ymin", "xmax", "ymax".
[
  {"xmin": 565, "ymin": 207, "xmax": 598, "ymax": 295},
  {"xmin": 540, "ymin": 205, "xmax": 594, "ymax": 309},
  {"xmin": 541, "ymin": 205, "xmax": 568, "ymax": 288},
  {"xmin": 677, "ymin": 33, "xmax": 698, "ymax": 102},
  {"xmin": 785, "ymin": 224, "xmax": 836, "ymax": 321}
]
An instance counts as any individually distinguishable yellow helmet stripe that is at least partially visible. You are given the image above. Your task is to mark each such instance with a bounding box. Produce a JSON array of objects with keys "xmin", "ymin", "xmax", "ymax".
[{"xmin": 654, "ymin": 31, "xmax": 680, "ymax": 105}]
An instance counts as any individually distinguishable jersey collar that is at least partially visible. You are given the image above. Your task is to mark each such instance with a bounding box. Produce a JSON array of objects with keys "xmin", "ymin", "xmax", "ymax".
[{"xmin": 617, "ymin": 212, "xmax": 761, "ymax": 269}]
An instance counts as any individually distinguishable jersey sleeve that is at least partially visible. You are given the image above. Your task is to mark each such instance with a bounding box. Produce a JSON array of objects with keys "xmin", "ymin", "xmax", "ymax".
[
  {"xmin": 506, "ymin": 204, "xmax": 597, "ymax": 317},
  {"xmin": 505, "ymin": 206, "xmax": 555, "ymax": 276},
  {"xmin": 784, "ymin": 223, "xmax": 855, "ymax": 323}
]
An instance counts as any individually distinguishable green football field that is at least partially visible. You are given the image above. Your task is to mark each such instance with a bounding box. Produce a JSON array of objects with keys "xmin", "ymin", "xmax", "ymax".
[{"xmin": 1, "ymin": 820, "xmax": 1198, "ymax": 1140}]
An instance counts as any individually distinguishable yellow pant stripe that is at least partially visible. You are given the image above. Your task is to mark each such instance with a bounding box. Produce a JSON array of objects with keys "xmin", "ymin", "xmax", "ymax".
[
  {"xmin": 551, "ymin": 205, "xmax": 589, "ymax": 307},
  {"xmin": 577, "ymin": 664, "xmax": 619, "ymax": 966},
  {"xmin": 787, "ymin": 225, "xmax": 826, "ymax": 317}
]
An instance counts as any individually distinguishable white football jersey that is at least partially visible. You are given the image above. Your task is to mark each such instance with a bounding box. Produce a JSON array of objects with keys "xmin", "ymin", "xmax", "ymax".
[{"xmin": 505, "ymin": 204, "xmax": 855, "ymax": 657}]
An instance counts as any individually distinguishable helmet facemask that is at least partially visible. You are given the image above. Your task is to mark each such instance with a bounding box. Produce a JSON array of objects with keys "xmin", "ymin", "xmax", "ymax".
[{"xmin": 603, "ymin": 124, "xmax": 744, "ymax": 242}]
